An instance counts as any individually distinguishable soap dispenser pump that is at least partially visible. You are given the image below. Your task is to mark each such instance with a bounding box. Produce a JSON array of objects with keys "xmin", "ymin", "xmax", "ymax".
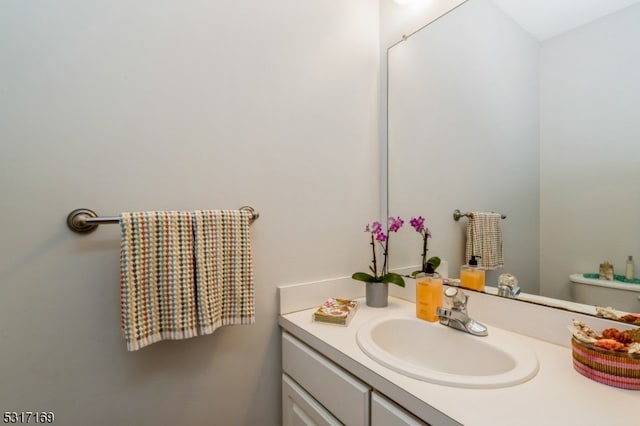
[{"xmin": 460, "ymin": 255, "xmax": 485, "ymax": 291}]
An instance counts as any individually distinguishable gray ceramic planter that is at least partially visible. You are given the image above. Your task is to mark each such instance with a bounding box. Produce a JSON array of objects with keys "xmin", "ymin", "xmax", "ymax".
[{"xmin": 365, "ymin": 282, "xmax": 389, "ymax": 307}]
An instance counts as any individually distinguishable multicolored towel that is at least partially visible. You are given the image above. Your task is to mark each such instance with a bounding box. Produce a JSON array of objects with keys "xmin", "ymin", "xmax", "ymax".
[
  {"xmin": 465, "ymin": 211, "xmax": 504, "ymax": 270},
  {"xmin": 192, "ymin": 210, "xmax": 255, "ymax": 334},
  {"xmin": 119, "ymin": 211, "xmax": 198, "ymax": 351}
]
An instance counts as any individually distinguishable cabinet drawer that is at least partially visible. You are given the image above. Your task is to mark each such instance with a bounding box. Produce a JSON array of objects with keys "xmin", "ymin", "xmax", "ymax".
[
  {"xmin": 282, "ymin": 332, "xmax": 370, "ymax": 426},
  {"xmin": 371, "ymin": 392, "xmax": 428, "ymax": 426},
  {"xmin": 282, "ymin": 374, "xmax": 341, "ymax": 426}
]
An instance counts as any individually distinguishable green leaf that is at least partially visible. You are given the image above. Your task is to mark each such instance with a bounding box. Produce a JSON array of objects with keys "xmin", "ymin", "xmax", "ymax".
[
  {"xmin": 381, "ymin": 273, "xmax": 405, "ymax": 287},
  {"xmin": 352, "ymin": 272, "xmax": 377, "ymax": 283},
  {"xmin": 427, "ymin": 256, "xmax": 441, "ymax": 270},
  {"xmin": 411, "ymin": 270, "xmax": 420, "ymax": 277}
]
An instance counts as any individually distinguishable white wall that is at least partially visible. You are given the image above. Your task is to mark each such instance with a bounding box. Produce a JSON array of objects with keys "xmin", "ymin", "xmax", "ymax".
[
  {"xmin": 379, "ymin": 0, "xmax": 466, "ymax": 48},
  {"xmin": 0, "ymin": 1, "xmax": 379, "ymax": 424},
  {"xmin": 385, "ymin": 0, "xmax": 540, "ymax": 292},
  {"xmin": 539, "ymin": 3, "xmax": 640, "ymax": 301}
]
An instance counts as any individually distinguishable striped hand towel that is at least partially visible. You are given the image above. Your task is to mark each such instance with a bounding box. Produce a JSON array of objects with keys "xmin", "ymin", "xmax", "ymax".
[
  {"xmin": 120, "ymin": 211, "xmax": 198, "ymax": 351},
  {"xmin": 465, "ymin": 211, "xmax": 504, "ymax": 270},
  {"xmin": 192, "ymin": 209, "xmax": 255, "ymax": 335}
]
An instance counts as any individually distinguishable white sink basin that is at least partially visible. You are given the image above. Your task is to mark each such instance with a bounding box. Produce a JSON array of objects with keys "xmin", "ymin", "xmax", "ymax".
[{"xmin": 356, "ymin": 315, "xmax": 539, "ymax": 389}]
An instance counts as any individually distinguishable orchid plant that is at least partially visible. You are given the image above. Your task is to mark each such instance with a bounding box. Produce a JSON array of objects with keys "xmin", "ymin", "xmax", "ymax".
[
  {"xmin": 409, "ymin": 216, "xmax": 441, "ymax": 276},
  {"xmin": 352, "ymin": 217, "xmax": 405, "ymax": 287}
]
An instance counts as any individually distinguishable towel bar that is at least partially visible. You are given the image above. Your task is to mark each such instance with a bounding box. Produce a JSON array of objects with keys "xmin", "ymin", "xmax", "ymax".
[
  {"xmin": 67, "ymin": 206, "xmax": 259, "ymax": 234},
  {"xmin": 453, "ymin": 209, "xmax": 506, "ymax": 222}
]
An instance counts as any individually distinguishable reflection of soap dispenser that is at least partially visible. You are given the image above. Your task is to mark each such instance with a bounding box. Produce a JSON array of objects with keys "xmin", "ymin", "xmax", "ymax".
[
  {"xmin": 626, "ymin": 256, "xmax": 635, "ymax": 280},
  {"xmin": 460, "ymin": 255, "xmax": 485, "ymax": 291},
  {"xmin": 415, "ymin": 273, "xmax": 443, "ymax": 322}
]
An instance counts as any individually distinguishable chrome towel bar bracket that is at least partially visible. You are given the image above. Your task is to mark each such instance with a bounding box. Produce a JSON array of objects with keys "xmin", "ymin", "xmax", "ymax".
[
  {"xmin": 67, "ymin": 206, "xmax": 259, "ymax": 234},
  {"xmin": 453, "ymin": 209, "xmax": 506, "ymax": 222}
]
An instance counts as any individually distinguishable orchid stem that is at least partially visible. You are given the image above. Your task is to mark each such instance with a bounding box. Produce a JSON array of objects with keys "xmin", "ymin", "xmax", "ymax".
[
  {"xmin": 370, "ymin": 233, "xmax": 377, "ymax": 277},
  {"xmin": 421, "ymin": 228, "xmax": 428, "ymax": 272},
  {"xmin": 382, "ymin": 240, "xmax": 389, "ymax": 276}
]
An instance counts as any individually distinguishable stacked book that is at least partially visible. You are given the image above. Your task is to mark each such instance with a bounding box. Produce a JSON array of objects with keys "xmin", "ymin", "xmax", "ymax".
[{"xmin": 313, "ymin": 298, "xmax": 358, "ymax": 326}]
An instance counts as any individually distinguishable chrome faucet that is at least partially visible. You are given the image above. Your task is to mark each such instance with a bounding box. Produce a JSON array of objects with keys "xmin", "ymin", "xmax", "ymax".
[
  {"xmin": 497, "ymin": 273, "xmax": 521, "ymax": 298},
  {"xmin": 436, "ymin": 287, "xmax": 488, "ymax": 337},
  {"xmin": 497, "ymin": 285, "xmax": 521, "ymax": 298}
]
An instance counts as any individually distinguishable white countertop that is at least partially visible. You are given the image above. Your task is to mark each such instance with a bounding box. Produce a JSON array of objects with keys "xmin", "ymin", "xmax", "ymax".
[{"xmin": 279, "ymin": 296, "xmax": 638, "ymax": 426}]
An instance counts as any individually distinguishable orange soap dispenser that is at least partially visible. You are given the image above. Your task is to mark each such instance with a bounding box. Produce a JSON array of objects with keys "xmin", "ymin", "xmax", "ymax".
[
  {"xmin": 460, "ymin": 255, "xmax": 485, "ymax": 291},
  {"xmin": 415, "ymin": 272, "xmax": 443, "ymax": 322}
]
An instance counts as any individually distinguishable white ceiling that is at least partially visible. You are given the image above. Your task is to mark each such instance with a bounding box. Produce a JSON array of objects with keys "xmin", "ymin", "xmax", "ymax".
[{"xmin": 491, "ymin": 0, "xmax": 640, "ymax": 40}]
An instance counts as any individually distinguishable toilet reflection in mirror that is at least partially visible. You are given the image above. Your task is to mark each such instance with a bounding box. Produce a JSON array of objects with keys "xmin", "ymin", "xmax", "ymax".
[{"xmin": 570, "ymin": 274, "xmax": 640, "ymax": 315}]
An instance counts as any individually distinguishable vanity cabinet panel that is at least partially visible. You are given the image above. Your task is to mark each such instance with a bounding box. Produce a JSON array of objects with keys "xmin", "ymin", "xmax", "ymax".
[
  {"xmin": 282, "ymin": 332, "xmax": 370, "ymax": 426},
  {"xmin": 282, "ymin": 374, "xmax": 342, "ymax": 426},
  {"xmin": 371, "ymin": 392, "xmax": 429, "ymax": 426}
]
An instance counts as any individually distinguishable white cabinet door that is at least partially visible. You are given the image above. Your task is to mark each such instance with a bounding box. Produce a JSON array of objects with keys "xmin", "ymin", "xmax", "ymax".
[
  {"xmin": 371, "ymin": 392, "xmax": 428, "ymax": 426},
  {"xmin": 282, "ymin": 374, "xmax": 342, "ymax": 426}
]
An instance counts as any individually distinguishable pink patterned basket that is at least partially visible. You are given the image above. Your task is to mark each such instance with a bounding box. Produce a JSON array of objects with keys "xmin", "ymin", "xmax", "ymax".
[{"xmin": 571, "ymin": 338, "xmax": 640, "ymax": 390}]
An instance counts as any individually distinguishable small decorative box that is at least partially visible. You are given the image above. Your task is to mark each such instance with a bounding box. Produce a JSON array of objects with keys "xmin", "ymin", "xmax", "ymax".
[
  {"xmin": 313, "ymin": 298, "xmax": 358, "ymax": 326},
  {"xmin": 571, "ymin": 338, "xmax": 640, "ymax": 390}
]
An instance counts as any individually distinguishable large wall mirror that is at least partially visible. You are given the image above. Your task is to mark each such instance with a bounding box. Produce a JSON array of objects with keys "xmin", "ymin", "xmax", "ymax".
[{"xmin": 387, "ymin": 0, "xmax": 640, "ymax": 318}]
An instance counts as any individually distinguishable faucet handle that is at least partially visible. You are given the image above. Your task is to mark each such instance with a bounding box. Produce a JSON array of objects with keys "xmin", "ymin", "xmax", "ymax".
[
  {"xmin": 498, "ymin": 273, "xmax": 521, "ymax": 298},
  {"xmin": 444, "ymin": 286, "xmax": 467, "ymax": 309}
]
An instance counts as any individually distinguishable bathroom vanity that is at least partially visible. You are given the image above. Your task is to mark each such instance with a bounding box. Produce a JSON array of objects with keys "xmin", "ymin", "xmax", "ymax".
[{"xmin": 279, "ymin": 281, "xmax": 638, "ymax": 426}]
